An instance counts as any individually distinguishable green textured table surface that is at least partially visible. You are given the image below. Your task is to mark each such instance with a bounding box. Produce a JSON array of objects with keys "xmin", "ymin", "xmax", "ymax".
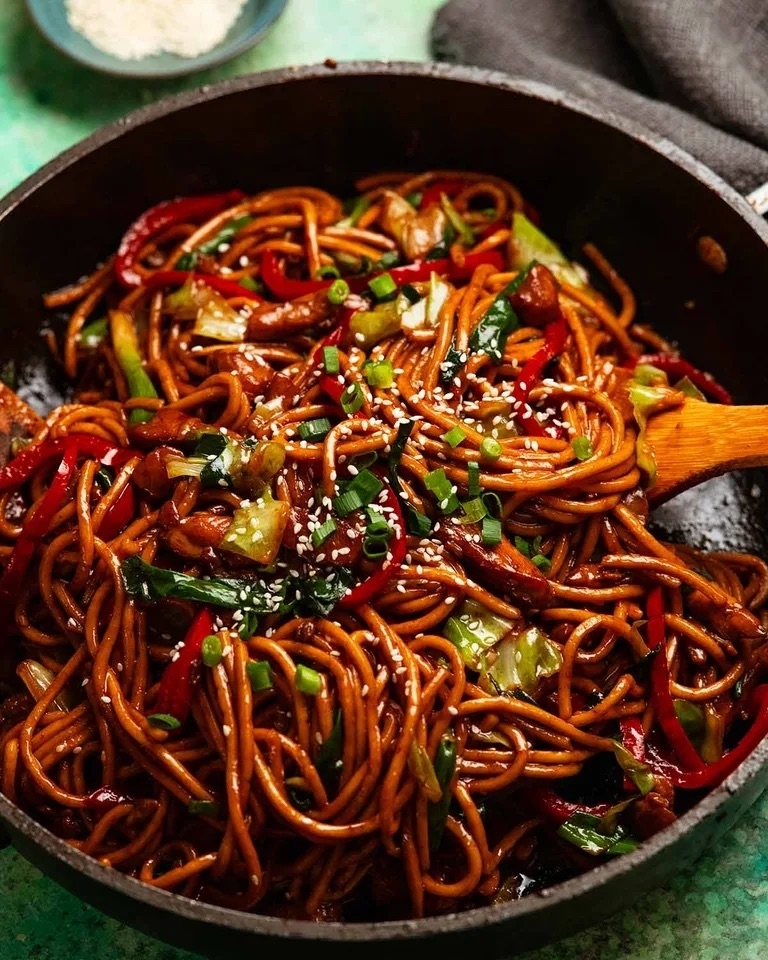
[{"xmin": 0, "ymin": 0, "xmax": 766, "ymax": 957}]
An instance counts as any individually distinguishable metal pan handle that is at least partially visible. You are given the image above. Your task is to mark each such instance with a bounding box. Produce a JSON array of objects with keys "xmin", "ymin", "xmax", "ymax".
[{"xmin": 746, "ymin": 182, "xmax": 768, "ymax": 217}]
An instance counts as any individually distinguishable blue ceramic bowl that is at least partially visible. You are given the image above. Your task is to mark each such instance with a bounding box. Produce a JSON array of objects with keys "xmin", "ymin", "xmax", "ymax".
[{"xmin": 25, "ymin": 0, "xmax": 288, "ymax": 78}]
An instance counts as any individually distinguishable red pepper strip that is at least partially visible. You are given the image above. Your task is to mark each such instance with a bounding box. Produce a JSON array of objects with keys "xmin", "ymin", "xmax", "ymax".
[
  {"xmin": 82, "ymin": 787, "xmax": 132, "ymax": 812},
  {"xmin": 0, "ymin": 436, "xmax": 133, "ymax": 492},
  {"xmin": 645, "ymin": 686, "xmax": 768, "ymax": 790},
  {"xmin": 260, "ymin": 248, "xmax": 506, "ymax": 301},
  {"xmin": 338, "ymin": 482, "xmax": 407, "ymax": 609},
  {"xmin": 98, "ymin": 483, "xmax": 136, "ymax": 541},
  {"xmin": 115, "ymin": 191, "xmax": 246, "ymax": 287},
  {"xmin": 527, "ymin": 787, "xmax": 611, "ymax": 827},
  {"xmin": 0, "ymin": 445, "xmax": 78, "ymax": 621},
  {"xmin": 140, "ymin": 270, "xmax": 262, "ymax": 301},
  {"xmin": 419, "ymin": 178, "xmax": 466, "ymax": 210},
  {"xmin": 619, "ymin": 717, "xmax": 648, "ymax": 791},
  {"xmin": 630, "ymin": 353, "xmax": 733, "ymax": 405},
  {"xmin": 646, "ymin": 586, "xmax": 706, "ymax": 771},
  {"xmin": 153, "ymin": 607, "xmax": 215, "ymax": 725},
  {"xmin": 510, "ymin": 315, "xmax": 569, "ymax": 437}
]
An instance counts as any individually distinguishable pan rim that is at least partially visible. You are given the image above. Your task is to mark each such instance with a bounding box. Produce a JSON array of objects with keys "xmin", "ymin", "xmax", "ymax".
[{"xmin": 1, "ymin": 58, "xmax": 767, "ymax": 944}]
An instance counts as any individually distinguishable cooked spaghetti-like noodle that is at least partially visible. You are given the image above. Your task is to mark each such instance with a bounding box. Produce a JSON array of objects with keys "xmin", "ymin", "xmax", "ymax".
[{"xmin": 1, "ymin": 171, "xmax": 766, "ymax": 920}]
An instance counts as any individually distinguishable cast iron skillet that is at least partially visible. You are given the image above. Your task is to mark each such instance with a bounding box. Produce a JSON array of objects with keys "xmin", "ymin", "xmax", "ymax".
[{"xmin": 1, "ymin": 61, "xmax": 768, "ymax": 959}]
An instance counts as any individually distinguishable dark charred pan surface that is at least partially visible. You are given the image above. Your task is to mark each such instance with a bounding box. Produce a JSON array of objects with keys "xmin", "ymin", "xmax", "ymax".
[{"xmin": 0, "ymin": 62, "xmax": 767, "ymax": 959}]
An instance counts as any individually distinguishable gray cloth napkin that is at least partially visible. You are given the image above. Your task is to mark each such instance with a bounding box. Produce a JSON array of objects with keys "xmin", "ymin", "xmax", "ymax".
[{"xmin": 431, "ymin": 0, "xmax": 768, "ymax": 197}]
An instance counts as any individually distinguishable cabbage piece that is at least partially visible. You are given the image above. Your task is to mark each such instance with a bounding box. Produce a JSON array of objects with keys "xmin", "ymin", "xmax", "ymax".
[
  {"xmin": 486, "ymin": 625, "xmax": 562, "ymax": 696},
  {"xmin": 220, "ymin": 494, "xmax": 290, "ymax": 566},
  {"xmin": 443, "ymin": 599, "xmax": 515, "ymax": 670},
  {"xmin": 510, "ymin": 212, "xmax": 587, "ymax": 288}
]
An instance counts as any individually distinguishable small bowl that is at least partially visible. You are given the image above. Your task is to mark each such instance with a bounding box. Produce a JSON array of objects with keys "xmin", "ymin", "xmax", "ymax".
[{"xmin": 24, "ymin": 0, "xmax": 288, "ymax": 79}]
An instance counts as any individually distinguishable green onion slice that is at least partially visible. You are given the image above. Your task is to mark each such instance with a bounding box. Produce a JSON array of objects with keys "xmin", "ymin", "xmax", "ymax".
[
  {"xmin": 368, "ymin": 272, "xmax": 398, "ymax": 301},
  {"xmin": 296, "ymin": 664, "xmax": 323, "ymax": 696},
  {"xmin": 442, "ymin": 426, "xmax": 466, "ymax": 448},
  {"xmin": 480, "ymin": 437, "xmax": 502, "ymax": 460},
  {"xmin": 323, "ymin": 346, "xmax": 340, "ymax": 374},
  {"xmin": 312, "ymin": 518, "xmax": 338, "ymax": 549},
  {"xmin": 247, "ymin": 660, "xmax": 273, "ymax": 692},
  {"xmin": 298, "ymin": 418, "xmax": 333, "ymax": 442},
  {"xmin": 201, "ymin": 634, "xmax": 223, "ymax": 668}
]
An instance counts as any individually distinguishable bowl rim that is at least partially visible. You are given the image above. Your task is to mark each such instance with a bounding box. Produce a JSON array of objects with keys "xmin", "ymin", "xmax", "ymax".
[
  {"xmin": 23, "ymin": 0, "xmax": 289, "ymax": 79},
  {"xmin": 1, "ymin": 58, "xmax": 768, "ymax": 945}
]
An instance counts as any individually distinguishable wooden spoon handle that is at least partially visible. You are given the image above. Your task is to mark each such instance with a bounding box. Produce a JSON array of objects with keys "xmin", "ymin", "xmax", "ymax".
[{"xmin": 647, "ymin": 401, "xmax": 768, "ymax": 505}]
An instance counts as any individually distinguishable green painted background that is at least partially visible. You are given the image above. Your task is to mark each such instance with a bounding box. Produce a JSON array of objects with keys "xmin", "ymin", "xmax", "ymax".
[{"xmin": 0, "ymin": 0, "xmax": 766, "ymax": 956}]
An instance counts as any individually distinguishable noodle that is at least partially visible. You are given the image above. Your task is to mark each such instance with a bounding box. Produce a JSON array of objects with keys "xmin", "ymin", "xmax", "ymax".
[{"xmin": 1, "ymin": 171, "xmax": 767, "ymax": 921}]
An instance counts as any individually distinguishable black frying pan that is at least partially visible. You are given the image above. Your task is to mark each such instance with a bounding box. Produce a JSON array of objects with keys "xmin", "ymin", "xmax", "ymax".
[{"xmin": 1, "ymin": 61, "xmax": 767, "ymax": 960}]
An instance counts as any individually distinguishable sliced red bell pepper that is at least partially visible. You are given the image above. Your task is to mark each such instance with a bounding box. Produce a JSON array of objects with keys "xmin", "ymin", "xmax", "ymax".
[
  {"xmin": 645, "ymin": 685, "xmax": 768, "ymax": 790},
  {"xmin": 510, "ymin": 314, "xmax": 568, "ymax": 437},
  {"xmin": 260, "ymin": 248, "xmax": 506, "ymax": 301},
  {"xmin": 152, "ymin": 607, "xmax": 215, "ymax": 725},
  {"xmin": 527, "ymin": 786, "xmax": 611, "ymax": 827},
  {"xmin": 630, "ymin": 353, "xmax": 733, "ymax": 405},
  {"xmin": 0, "ymin": 444, "xmax": 78, "ymax": 621},
  {"xmin": 0, "ymin": 436, "xmax": 134, "ymax": 492},
  {"xmin": 646, "ymin": 586, "xmax": 706, "ymax": 771},
  {"xmin": 338, "ymin": 481, "xmax": 407, "ymax": 609},
  {"xmin": 619, "ymin": 717, "xmax": 648, "ymax": 791},
  {"xmin": 98, "ymin": 483, "xmax": 136, "ymax": 541},
  {"xmin": 115, "ymin": 191, "xmax": 246, "ymax": 287},
  {"xmin": 140, "ymin": 269, "xmax": 262, "ymax": 301},
  {"xmin": 419, "ymin": 178, "xmax": 466, "ymax": 210}
]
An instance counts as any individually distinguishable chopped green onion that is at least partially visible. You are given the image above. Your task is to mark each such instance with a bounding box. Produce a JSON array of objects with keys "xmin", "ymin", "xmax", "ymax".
[
  {"xmin": 317, "ymin": 265, "xmax": 341, "ymax": 280},
  {"xmin": 147, "ymin": 713, "xmax": 181, "ymax": 731},
  {"xmin": 467, "ymin": 461, "xmax": 481, "ymax": 498},
  {"xmin": 368, "ymin": 272, "xmax": 397, "ymax": 301},
  {"xmin": 312, "ymin": 518, "xmax": 338, "ymax": 549},
  {"xmin": 572, "ymin": 436, "xmax": 594, "ymax": 461},
  {"xmin": 188, "ymin": 799, "xmax": 221, "ymax": 817},
  {"xmin": 482, "ymin": 516, "xmax": 502, "ymax": 545},
  {"xmin": 323, "ymin": 346, "xmax": 340, "ymax": 374},
  {"xmin": 363, "ymin": 537, "xmax": 389, "ymax": 560},
  {"xmin": 247, "ymin": 660, "xmax": 273, "ymax": 692},
  {"xmin": 442, "ymin": 426, "xmax": 466, "ymax": 448},
  {"xmin": 531, "ymin": 553, "xmax": 551, "ymax": 572},
  {"xmin": 295, "ymin": 664, "xmax": 322, "ymax": 695},
  {"xmin": 339, "ymin": 195, "xmax": 371, "ymax": 227},
  {"xmin": 480, "ymin": 437, "xmax": 502, "ymax": 460},
  {"xmin": 460, "ymin": 497, "xmax": 487, "ymax": 524},
  {"xmin": 481, "ymin": 491, "xmax": 502, "ymax": 518},
  {"xmin": 328, "ymin": 278, "xmax": 351, "ymax": 305},
  {"xmin": 110, "ymin": 310, "xmax": 159, "ymax": 425},
  {"xmin": 440, "ymin": 192, "xmax": 475, "ymax": 247},
  {"xmin": 409, "ymin": 511, "xmax": 433, "ymax": 536},
  {"xmin": 401, "ymin": 283, "xmax": 421, "ymax": 305},
  {"xmin": 557, "ymin": 812, "xmax": 638, "ymax": 857},
  {"xmin": 424, "ymin": 468, "xmax": 459, "ymax": 514},
  {"xmin": 405, "ymin": 191, "xmax": 422, "ymax": 207},
  {"xmin": 340, "ymin": 381, "xmax": 364, "ymax": 415},
  {"xmin": 297, "ymin": 418, "xmax": 332, "ymax": 442},
  {"xmin": 196, "ymin": 215, "xmax": 253, "ymax": 256},
  {"xmin": 363, "ymin": 358, "xmax": 395, "ymax": 389},
  {"xmin": 333, "ymin": 490, "xmax": 364, "ymax": 517},
  {"xmin": 365, "ymin": 507, "xmax": 392, "ymax": 540},
  {"xmin": 79, "ymin": 316, "xmax": 108, "ymax": 349},
  {"xmin": 201, "ymin": 634, "xmax": 223, "ymax": 668},
  {"xmin": 347, "ymin": 468, "xmax": 384, "ymax": 505}
]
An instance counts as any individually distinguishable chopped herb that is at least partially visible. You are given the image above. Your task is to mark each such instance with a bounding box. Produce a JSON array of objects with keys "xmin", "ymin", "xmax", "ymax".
[
  {"xmin": 323, "ymin": 346, "xmax": 340, "ymax": 374},
  {"xmin": 480, "ymin": 437, "xmax": 502, "ymax": 460},
  {"xmin": 340, "ymin": 381, "xmax": 364, "ymax": 415},
  {"xmin": 297, "ymin": 418, "xmax": 333, "ymax": 442},
  {"xmin": 363, "ymin": 358, "xmax": 395, "ymax": 389},
  {"xmin": 439, "ymin": 342, "xmax": 466, "ymax": 386},
  {"xmin": 442, "ymin": 426, "xmax": 466, "ymax": 448},
  {"xmin": 327, "ymin": 278, "xmax": 350, "ymax": 305},
  {"xmin": 312, "ymin": 518, "xmax": 338, "ymax": 548},
  {"xmin": 481, "ymin": 516, "xmax": 502, "ymax": 545},
  {"xmin": 557, "ymin": 812, "xmax": 639, "ymax": 857}
]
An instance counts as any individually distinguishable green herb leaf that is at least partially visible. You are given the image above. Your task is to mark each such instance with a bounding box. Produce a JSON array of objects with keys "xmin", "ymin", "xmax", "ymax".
[{"xmin": 147, "ymin": 713, "xmax": 181, "ymax": 731}]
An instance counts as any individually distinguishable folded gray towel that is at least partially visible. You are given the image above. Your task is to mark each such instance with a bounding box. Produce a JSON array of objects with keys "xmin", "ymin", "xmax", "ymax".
[{"xmin": 431, "ymin": 0, "xmax": 768, "ymax": 196}]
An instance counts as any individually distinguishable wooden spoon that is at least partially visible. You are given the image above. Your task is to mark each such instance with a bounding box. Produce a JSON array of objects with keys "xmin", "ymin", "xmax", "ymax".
[{"xmin": 645, "ymin": 399, "xmax": 768, "ymax": 505}]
